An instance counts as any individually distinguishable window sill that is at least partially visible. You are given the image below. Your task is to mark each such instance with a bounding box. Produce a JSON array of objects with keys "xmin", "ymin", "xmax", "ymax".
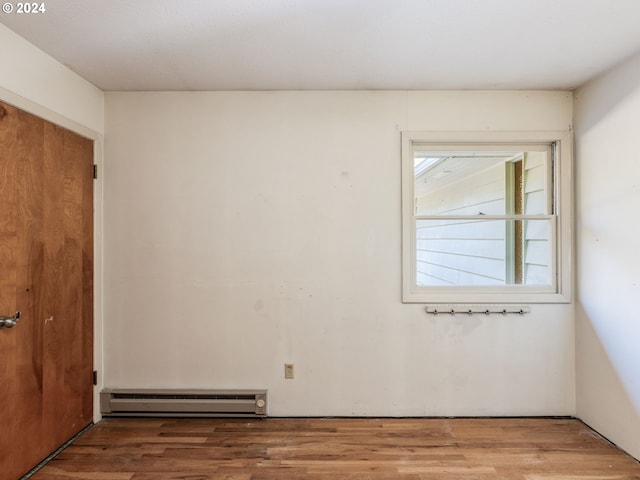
[{"xmin": 402, "ymin": 289, "xmax": 571, "ymax": 304}]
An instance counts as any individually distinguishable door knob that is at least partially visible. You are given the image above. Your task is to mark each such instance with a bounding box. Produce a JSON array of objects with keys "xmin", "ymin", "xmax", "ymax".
[{"xmin": 0, "ymin": 311, "xmax": 20, "ymax": 329}]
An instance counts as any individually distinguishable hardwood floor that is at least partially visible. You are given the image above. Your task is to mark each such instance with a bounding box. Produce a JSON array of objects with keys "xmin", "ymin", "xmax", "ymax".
[{"xmin": 29, "ymin": 417, "xmax": 640, "ymax": 480}]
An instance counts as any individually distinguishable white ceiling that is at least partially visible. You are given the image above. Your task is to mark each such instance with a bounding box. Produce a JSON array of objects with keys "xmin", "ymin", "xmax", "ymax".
[{"xmin": 2, "ymin": 0, "xmax": 640, "ymax": 91}]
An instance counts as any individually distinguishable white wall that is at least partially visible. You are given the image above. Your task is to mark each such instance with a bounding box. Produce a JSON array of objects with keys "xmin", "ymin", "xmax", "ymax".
[
  {"xmin": 0, "ymin": 23, "xmax": 105, "ymax": 422},
  {"xmin": 575, "ymin": 53, "xmax": 640, "ymax": 459},
  {"xmin": 104, "ymin": 90, "xmax": 574, "ymax": 417}
]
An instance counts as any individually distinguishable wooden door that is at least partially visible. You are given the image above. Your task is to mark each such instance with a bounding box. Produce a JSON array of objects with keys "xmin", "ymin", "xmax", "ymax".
[{"xmin": 0, "ymin": 101, "xmax": 94, "ymax": 479}]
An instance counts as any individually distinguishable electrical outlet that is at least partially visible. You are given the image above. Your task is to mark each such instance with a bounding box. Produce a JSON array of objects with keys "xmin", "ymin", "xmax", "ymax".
[{"xmin": 284, "ymin": 363, "xmax": 294, "ymax": 379}]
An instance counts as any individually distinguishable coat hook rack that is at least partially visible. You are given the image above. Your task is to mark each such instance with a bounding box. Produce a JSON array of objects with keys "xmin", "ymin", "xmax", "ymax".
[{"xmin": 426, "ymin": 305, "xmax": 531, "ymax": 316}]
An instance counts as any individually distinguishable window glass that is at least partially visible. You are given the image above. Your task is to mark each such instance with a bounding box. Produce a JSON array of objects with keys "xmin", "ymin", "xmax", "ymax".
[{"xmin": 413, "ymin": 145, "xmax": 552, "ymax": 287}]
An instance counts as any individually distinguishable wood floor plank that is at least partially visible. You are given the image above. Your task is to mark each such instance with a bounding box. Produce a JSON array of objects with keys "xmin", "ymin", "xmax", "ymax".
[
  {"xmin": 30, "ymin": 468, "xmax": 134, "ymax": 480},
  {"xmin": 28, "ymin": 418, "xmax": 640, "ymax": 480}
]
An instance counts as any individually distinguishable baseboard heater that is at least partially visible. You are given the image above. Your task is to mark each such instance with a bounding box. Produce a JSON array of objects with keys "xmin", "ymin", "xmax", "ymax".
[{"xmin": 100, "ymin": 389, "xmax": 267, "ymax": 418}]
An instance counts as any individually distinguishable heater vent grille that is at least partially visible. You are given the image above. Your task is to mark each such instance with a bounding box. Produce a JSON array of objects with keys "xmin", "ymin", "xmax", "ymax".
[{"xmin": 100, "ymin": 389, "xmax": 267, "ymax": 418}]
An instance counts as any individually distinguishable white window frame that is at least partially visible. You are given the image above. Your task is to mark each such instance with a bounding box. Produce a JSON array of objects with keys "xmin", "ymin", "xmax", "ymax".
[{"xmin": 402, "ymin": 130, "xmax": 573, "ymax": 304}]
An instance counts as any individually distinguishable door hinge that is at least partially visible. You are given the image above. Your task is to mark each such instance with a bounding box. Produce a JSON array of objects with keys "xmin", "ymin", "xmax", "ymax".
[
  {"xmin": 93, "ymin": 370, "xmax": 98, "ymax": 386},
  {"xmin": 93, "ymin": 164, "xmax": 98, "ymax": 179}
]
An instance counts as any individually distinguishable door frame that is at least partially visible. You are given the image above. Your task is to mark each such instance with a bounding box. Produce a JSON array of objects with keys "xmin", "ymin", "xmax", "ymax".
[{"xmin": 0, "ymin": 87, "xmax": 104, "ymax": 423}]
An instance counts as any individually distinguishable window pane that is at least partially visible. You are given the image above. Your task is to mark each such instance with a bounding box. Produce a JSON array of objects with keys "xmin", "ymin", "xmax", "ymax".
[
  {"xmin": 414, "ymin": 147, "xmax": 551, "ymax": 216},
  {"xmin": 416, "ymin": 219, "xmax": 552, "ymax": 286}
]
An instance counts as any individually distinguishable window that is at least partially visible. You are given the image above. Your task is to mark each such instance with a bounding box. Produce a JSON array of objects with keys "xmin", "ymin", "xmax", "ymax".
[{"xmin": 402, "ymin": 131, "xmax": 572, "ymax": 304}]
